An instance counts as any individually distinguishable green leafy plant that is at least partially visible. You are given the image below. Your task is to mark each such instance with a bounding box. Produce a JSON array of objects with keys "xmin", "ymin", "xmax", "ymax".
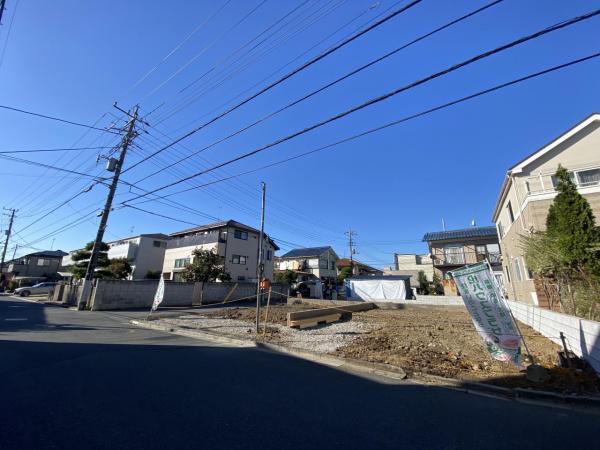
[
  {"xmin": 417, "ymin": 270, "xmax": 430, "ymax": 295},
  {"xmin": 180, "ymin": 249, "xmax": 231, "ymax": 282},
  {"xmin": 274, "ymin": 269, "xmax": 297, "ymax": 284}
]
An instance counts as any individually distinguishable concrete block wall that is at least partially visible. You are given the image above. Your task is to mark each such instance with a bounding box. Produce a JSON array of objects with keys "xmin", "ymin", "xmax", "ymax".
[
  {"xmin": 87, "ymin": 280, "xmax": 290, "ymax": 310},
  {"xmin": 90, "ymin": 280, "xmax": 195, "ymax": 310},
  {"xmin": 200, "ymin": 282, "xmax": 290, "ymax": 304},
  {"xmin": 506, "ymin": 300, "xmax": 600, "ymax": 373}
]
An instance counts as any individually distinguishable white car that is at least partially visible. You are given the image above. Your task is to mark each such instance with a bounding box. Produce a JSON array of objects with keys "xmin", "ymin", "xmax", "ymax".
[{"xmin": 14, "ymin": 282, "xmax": 57, "ymax": 297}]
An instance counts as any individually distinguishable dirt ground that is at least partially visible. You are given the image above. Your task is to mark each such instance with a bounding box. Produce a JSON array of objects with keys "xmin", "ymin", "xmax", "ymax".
[{"xmin": 200, "ymin": 302, "xmax": 599, "ymax": 394}]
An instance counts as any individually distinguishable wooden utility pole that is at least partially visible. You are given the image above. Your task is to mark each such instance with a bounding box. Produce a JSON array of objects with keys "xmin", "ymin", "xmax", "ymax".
[
  {"xmin": 0, "ymin": 208, "xmax": 16, "ymax": 288},
  {"xmin": 78, "ymin": 106, "xmax": 139, "ymax": 309},
  {"xmin": 255, "ymin": 181, "xmax": 266, "ymax": 333},
  {"xmin": 345, "ymin": 228, "xmax": 357, "ymax": 275}
]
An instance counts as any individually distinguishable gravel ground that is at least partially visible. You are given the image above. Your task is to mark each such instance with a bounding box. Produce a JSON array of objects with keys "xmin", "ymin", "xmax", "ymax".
[{"xmin": 162, "ymin": 313, "xmax": 374, "ymax": 353}]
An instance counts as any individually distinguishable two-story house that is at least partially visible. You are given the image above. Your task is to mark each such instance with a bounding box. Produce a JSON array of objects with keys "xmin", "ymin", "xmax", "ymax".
[
  {"xmin": 2, "ymin": 250, "xmax": 67, "ymax": 285},
  {"xmin": 275, "ymin": 246, "xmax": 338, "ymax": 281},
  {"xmin": 162, "ymin": 220, "xmax": 278, "ymax": 282},
  {"xmin": 423, "ymin": 226, "xmax": 502, "ymax": 296},
  {"xmin": 492, "ymin": 113, "xmax": 600, "ymax": 307},
  {"xmin": 62, "ymin": 234, "xmax": 169, "ymax": 280}
]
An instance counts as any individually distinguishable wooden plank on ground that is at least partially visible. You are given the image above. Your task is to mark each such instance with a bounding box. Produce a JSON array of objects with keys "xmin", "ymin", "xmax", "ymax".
[
  {"xmin": 288, "ymin": 313, "xmax": 348, "ymax": 329},
  {"xmin": 287, "ymin": 302, "xmax": 375, "ymax": 322}
]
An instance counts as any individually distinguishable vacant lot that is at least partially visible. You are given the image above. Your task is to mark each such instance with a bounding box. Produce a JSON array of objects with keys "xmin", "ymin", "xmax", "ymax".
[{"xmin": 170, "ymin": 302, "xmax": 599, "ymax": 393}]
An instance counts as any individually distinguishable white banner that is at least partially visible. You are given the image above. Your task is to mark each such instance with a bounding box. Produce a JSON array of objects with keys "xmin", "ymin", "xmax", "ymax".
[
  {"xmin": 151, "ymin": 276, "xmax": 165, "ymax": 312},
  {"xmin": 450, "ymin": 262, "xmax": 522, "ymax": 366}
]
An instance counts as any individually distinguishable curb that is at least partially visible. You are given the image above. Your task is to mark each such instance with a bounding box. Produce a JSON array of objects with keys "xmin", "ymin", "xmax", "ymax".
[
  {"xmin": 130, "ymin": 319, "xmax": 407, "ymax": 381},
  {"xmin": 130, "ymin": 320, "xmax": 256, "ymax": 347},
  {"xmin": 130, "ymin": 319, "xmax": 600, "ymax": 410}
]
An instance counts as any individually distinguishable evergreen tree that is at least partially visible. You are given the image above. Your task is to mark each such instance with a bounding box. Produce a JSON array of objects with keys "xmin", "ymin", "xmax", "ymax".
[
  {"xmin": 71, "ymin": 241, "xmax": 111, "ymax": 279},
  {"xmin": 546, "ymin": 165, "xmax": 599, "ymax": 273}
]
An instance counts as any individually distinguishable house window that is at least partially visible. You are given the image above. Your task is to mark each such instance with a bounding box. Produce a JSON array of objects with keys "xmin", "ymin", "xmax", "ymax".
[
  {"xmin": 551, "ymin": 171, "xmax": 576, "ymax": 187},
  {"xmin": 307, "ymin": 258, "xmax": 319, "ymax": 269},
  {"xmin": 513, "ymin": 258, "xmax": 523, "ymax": 282},
  {"xmin": 504, "ymin": 264, "xmax": 511, "ymax": 283},
  {"xmin": 319, "ymin": 259, "xmax": 328, "ymax": 269},
  {"xmin": 173, "ymin": 272, "xmax": 186, "ymax": 282},
  {"xmin": 443, "ymin": 245, "xmax": 464, "ymax": 265},
  {"xmin": 330, "ymin": 261, "xmax": 335, "ymax": 270},
  {"xmin": 153, "ymin": 240, "xmax": 164, "ymax": 248},
  {"xmin": 37, "ymin": 258, "xmax": 51, "ymax": 267},
  {"xmin": 232, "ymin": 255, "xmax": 247, "ymax": 265},
  {"xmin": 506, "ymin": 201, "xmax": 515, "ymax": 224},
  {"xmin": 174, "ymin": 258, "xmax": 190, "ymax": 268},
  {"xmin": 162, "ymin": 272, "xmax": 171, "ymax": 280},
  {"xmin": 577, "ymin": 168, "xmax": 600, "ymax": 187},
  {"xmin": 234, "ymin": 229, "xmax": 248, "ymax": 240},
  {"xmin": 266, "ymin": 250, "xmax": 272, "ymax": 261}
]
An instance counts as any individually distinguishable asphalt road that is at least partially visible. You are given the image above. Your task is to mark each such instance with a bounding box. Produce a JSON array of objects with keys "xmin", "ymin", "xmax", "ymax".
[{"xmin": 0, "ymin": 296, "xmax": 597, "ymax": 449}]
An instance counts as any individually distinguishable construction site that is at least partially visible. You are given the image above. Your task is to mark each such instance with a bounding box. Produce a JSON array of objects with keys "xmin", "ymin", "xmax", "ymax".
[{"xmin": 150, "ymin": 300, "xmax": 600, "ymax": 395}]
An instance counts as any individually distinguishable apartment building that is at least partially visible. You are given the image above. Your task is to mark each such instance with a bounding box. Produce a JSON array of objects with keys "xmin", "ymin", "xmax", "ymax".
[
  {"xmin": 162, "ymin": 220, "xmax": 278, "ymax": 282},
  {"xmin": 492, "ymin": 113, "xmax": 600, "ymax": 306}
]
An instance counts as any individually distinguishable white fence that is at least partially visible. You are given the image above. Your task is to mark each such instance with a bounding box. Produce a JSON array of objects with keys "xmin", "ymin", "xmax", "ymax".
[{"xmin": 507, "ymin": 300, "xmax": 600, "ymax": 373}]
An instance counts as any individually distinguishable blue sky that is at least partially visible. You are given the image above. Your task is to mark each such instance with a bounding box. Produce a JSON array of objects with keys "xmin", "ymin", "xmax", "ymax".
[{"xmin": 1, "ymin": 0, "xmax": 599, "ymax": 268}]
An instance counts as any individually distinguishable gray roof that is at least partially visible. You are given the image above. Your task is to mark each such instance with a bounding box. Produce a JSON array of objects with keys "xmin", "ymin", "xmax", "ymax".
[
  {"xmin": 170, "ymin": 219, "xmax": 279, "ymax": 250},
  {"xmin": 422, "ymin": 226, "xmax": 497, "ymax": 242},
  {"xmin": 28, "ymin": 250, "xmax": 68, "ymax": 258},
  {"xmin": 279, "ymin": 246, "xmax": 332, "ymax": 259}
]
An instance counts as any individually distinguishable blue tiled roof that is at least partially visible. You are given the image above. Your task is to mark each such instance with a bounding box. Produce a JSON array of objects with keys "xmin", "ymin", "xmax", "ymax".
[
  {"xmin": 422, "ymin": 226, "xmax": 498, "ymax": 242},
  {"xmin": 280, "ymin": 246, "xmax": 331, "ymax": 258}
]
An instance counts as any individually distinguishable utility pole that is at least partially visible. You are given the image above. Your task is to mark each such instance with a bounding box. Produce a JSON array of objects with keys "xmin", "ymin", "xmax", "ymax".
[
  {"xmin": 0, "ymin": 0, "xmax": 6, "ymax": 25},
  {"xmin": 78, "ymin": 105, "xmax": 139, "ymax": 309},
  {"xmin": 0, "ymin": 208, "xmax": 16, "ymax": 290},
  {"xmin": 345, "ymin": 228, "xmax": 357, "ymax": 276},
  {"xmin": 255, "ymin": 181, "xmax": 266, "ymax": 333}
]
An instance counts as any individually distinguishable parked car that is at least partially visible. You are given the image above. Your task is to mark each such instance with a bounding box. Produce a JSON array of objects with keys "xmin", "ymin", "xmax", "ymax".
[{"xmin": 14, "ymin": 282, "xmax": 57, "ymax": 297}]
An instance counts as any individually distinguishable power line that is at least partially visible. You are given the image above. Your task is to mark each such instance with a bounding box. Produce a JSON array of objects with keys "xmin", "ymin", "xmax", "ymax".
[
  {"xmin": 134, "ymin": 0, "xmax": 503, "ymax": 185},
  {"xmin": 0, "ymin": 154, "xmax": 112, "ymax": 181},
  {"xmin": 122, "ymin": 0, "xmax": 423, "ymax": 174},
  {"xmin": 123, "ymin": 9, "xmax": 600, "ymax": 202},
  {"xmin": 123, "ymin": 0, "xmax": 233, "ymax": 96},
  {"xmin": 150, "ymin": 0, "xmax": 349, "ymax": 125},
  {"xmin": 122, "ymin": 52, "xmax": 600, "ymax": 206},
  {"xmin": 0, "ymin": 104, "xmax": 121, "ymax": 134},
  {"xmin": 141, "ymin": 0, "xmax": 267, "ymax": 100},
  {"xmin": 0, "ymin": 146, "xmax": 112, "ymax": 154}
]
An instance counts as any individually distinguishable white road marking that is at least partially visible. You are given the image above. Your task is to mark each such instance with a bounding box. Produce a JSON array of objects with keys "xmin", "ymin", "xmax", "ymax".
[{"xmin": 4, "ymin": 318, "xmax": 28, "ymax": 321}]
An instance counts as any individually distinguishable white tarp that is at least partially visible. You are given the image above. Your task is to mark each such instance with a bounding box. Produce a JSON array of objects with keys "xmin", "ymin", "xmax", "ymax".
[{"xmin": 346, "ymin": 278, "xmax": 407, "ymax": 302}]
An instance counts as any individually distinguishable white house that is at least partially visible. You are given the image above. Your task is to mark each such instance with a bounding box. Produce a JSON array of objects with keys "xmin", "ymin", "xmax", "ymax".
[
  {"xmin": 62, "ymin": 233, "xmax": 169, "ymax": 280},
  {"xmin": 162, "ymin": 220, "xmax": 279, "ymax": 282},
  {"xmin": 275, "ymin": 246, "xmax": 338, "ymax": 280},
  {"xmin": 492, "ymin": 113, "xmax": 600, "ymax": 306}
]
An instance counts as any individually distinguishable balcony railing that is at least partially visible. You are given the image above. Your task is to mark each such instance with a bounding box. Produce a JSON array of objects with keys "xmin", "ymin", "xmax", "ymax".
[
  {"xmin": 167, "ymin": 231, "xmax": 220, "ymax": 249},
  {"xmin": 433, "ymin": 251, "xmax": 501, "ymax": 266}
]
